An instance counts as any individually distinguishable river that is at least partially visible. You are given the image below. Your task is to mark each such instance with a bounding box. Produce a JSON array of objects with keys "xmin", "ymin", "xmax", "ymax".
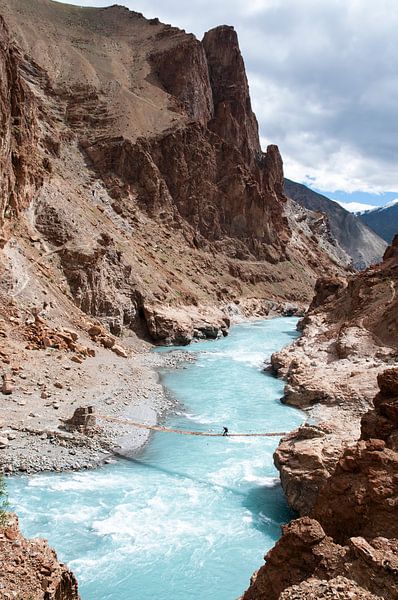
[{"xmin": 8, "ymin": 317, "xmax": 303, "ymax": 600}]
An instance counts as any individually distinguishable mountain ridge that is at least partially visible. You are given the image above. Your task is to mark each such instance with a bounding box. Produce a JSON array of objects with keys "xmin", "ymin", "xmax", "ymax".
[
  {"xmin": 359, "ymin": 200, "xmax": 398, "ymax": 244},
  {"xmin": 284, "ymin": 178, "xmax": 387, "ymax": 269}
]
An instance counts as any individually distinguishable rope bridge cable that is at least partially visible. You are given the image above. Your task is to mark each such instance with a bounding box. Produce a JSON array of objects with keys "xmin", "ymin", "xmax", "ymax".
[{"xmin": 97, "ymin": 414, "xmax": 288, "ymax": 437}]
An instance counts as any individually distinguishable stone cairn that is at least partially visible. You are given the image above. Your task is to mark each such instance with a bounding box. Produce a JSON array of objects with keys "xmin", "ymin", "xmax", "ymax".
[{"xmin": 64, "ymin": 406, "xmax": 97, "ymax": 434}]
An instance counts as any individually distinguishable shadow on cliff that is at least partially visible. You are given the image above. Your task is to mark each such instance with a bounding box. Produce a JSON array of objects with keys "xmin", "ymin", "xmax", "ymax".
[{"xmin": 241, "ymin": 484, "xmax": 296, "ymax": 537}]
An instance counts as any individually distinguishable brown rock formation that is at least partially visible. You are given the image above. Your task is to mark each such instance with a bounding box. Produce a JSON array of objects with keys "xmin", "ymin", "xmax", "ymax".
[
  {"xmin": 271, "ymin": 232, "xmax": 398, "ymax": 413},
  {"xmin": 362, "ymin": 369, "xmax": 398, "ymax": 450},
  {"xmin": 269, "ymin": 236, "xmax": 398, "ymax": 532},
  {"xmin": 202, "ymin": 25, "xmax": 261, "ymax": 167},
  {"xmin": 242, "ymin": 369, "xmax": 398, "ymax": 599},
  {"xmin": 150, "ymin": 35, "xmax": 213, "ymax": 124},
  {"xmin": 242, "ymin": 517, "xmax": 345, "ymax": 600},
  {"xmin": 312, "ymin": 438, "xmax": 398, "ymax": 542},
  {"xmin": 274, "ymin": 422, "xmax": 353, "ymax": 515},
  {"xmin": 279, "ymin": 576, "xmax": 383, "ymax": 600},
  {"xmin": 243, "ymin": 519, "xmax": 398, "ymax": 599},
  {"xmin": 0, "ymin": 514, "xmax": 80, "ymax": 599},
  {"xmin": 0, "ymin": 0, "xmax": 348, "ymax": 345},
  {"xmin": 0, "ymin": 16, "xmax": 42, "ymax": 247}
]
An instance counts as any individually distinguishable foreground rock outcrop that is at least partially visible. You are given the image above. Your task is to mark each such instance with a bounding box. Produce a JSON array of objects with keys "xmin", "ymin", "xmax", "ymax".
[
  {"xmin": 0, "ymin": 514, "xmax": 80, "ymax": 599},
  {"xmin": 243, "ymin": 516, "xmax": 397, "ymax": 600},
  {"xmin": 242, "ymin": 367, "xmax": 398, "ymax": 599}
]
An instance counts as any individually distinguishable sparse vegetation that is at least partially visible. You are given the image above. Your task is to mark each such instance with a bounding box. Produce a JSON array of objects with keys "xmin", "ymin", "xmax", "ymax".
[{"xmin": 0, "ymin": 474, "xmax": 10, "ymax": 526}]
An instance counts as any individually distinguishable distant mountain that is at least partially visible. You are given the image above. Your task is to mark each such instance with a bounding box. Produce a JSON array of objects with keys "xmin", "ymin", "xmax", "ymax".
[
  {"xmin": 284, "ymin": 179, "xmax": 387, "ymax": 269},
  {"xmin": 359, "ymin": 201, "xmax": 398, "ymax": 244}
]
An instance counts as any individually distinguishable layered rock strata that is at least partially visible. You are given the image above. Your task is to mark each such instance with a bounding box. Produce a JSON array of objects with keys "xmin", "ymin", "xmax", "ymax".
[{"xmin": 0, "ymin": 0, "xmax": 349, "ymax": 347}]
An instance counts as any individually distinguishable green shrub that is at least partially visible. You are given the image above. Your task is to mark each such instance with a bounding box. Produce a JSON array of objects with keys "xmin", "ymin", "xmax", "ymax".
[{"xmin": 0, "ymin": 475, "xmax": 9, "ymax": 527}]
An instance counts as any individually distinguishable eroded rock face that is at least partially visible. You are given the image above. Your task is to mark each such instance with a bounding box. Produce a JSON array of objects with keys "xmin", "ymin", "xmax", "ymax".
[
  {"xmin": 271, "ymin": 233, "xmax": 398, "ymax": 414},
  {"xmin": 143, "ymin": 303, "xmax": 230, "ymax": 345},
  {"xmin": 0, "ymin": 514, "xmax": 80, "ymax": 599},
  {"xmin": 362, "ymin": 368, "xmax": 398, "ymax": 450},
  {"xmin": 243, "ymin": 369, "xmax": 398, "ymax": 599},
  {"xmin": 202, "ymin": 25, "xmax": 260, "ymax": 167},
  {"xmin": 312, "ymin": 438, "xmax": 398, "ymax": 542},
  {"xmin": 279, "ymin": 576, "xmax": 383, "ymax": 600},
  {"xmin": 0, "ymin": 0, "xmax": 349, "ymax": 344},
  {"xmin": 242, "ymin": 518, "xmax": 345, "ymax": 600},
  {"xmin": 274, "ymin": 422, "xmax": 353, "ymax": 515},
  {"xmin": 150, "ymin": 35, "xmax": 213, "ymax": 124},
  {"xmin": 307, "ymin": 276, "xmax": 347, "ymax": 311},
  {"xmin": 242, "ymin": 518, "xmax": 398, "ymax": 600},
  {"xmin": 0, "ymin": 16, "xmax": 42, "ymax": 247}
]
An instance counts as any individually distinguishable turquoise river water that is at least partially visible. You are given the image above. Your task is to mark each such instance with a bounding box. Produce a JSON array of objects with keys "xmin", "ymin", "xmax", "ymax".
[{"xmin": 8, "ymin": 317, "xmax": 303, "ymax": 600}]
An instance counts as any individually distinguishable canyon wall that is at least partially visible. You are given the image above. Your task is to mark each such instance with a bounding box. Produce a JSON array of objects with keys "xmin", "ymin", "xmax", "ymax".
[
  {"xmin": 0, "ymin": 0, "xmax": 349, "ymax": 345},
  {"xmin": 0, "ymin": 16, "xmax": 42, "ymax": 248},
  {"xmin": 284, "ymin": 178, "xmax": 387, "ymax": 269},
  {"xmin": 242, "ymin": 235, "xmax": 398, "ymax": 599},
  {"xmin": 242, "ymin": 367, "xmax": 398, "ymax": 600}
]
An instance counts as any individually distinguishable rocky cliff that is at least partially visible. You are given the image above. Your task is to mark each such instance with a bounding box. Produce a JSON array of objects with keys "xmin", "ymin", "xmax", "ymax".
[
  {"xmin": 268, "ymin": 235, "xmax": 398, "ymax": 521},
  {"xmin": 242, "ymin": 235, "xmax": 398, "ymax": 598},
  {"xmin": 242, "ymin": 368, "xmax": 398, "ymax": 600},
  {"xmin": 0, "ymin": 514, "xmax": 80, "ymax": 599},
  {"xmin": 284, "ymin": 179, "xmax": 387, "ymax": 269},
  {"xmin": 0, "ymin": 0, "xmax": 349, "ymax": 349},
  {"xmin": 0, "ymin": 15, "xmax": 42, "ymax": 248},
  {"xmin": 271, "ymin": 234, "xmax": 398, "ymax": 411}
]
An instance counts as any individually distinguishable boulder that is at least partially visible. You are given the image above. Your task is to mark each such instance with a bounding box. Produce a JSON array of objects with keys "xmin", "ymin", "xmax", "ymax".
[
  {"xmin": 274, "ymin": 423, "xmax": 347, "ymax": 515},
  {"xmin": 0, "ymin": 436, "xmax": 9, "ymax": 448},
  {"xmin": 377, "ymin": 368, "xmax": 398, "ymax": 398},
  {"xmin": 1, "ymin": 374, "xmax": 13, "ymax": 395},
  {"xmin": 111, "ymin": 345, "xmax": 128, "ymax": 358}
]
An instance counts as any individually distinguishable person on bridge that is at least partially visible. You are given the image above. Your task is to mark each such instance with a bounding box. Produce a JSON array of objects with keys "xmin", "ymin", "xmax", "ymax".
[{"xmin": 222, "ymin": 427, "xmax": 229, "ymax": 436}]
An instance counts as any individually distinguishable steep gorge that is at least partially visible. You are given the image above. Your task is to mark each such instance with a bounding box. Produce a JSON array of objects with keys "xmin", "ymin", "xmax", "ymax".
[
  {"xmin": 1, "ymin": 1, "xmax": 393, "ymax": 598},
  {"xmin": 0, "ymin": 0, "xmax": 348, "ymax": 346}
]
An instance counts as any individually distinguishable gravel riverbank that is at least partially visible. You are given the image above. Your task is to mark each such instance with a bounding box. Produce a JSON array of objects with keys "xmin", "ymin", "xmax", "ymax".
[{"xmin": 0, "ymin": 339, "xmax": 193, "ymax": 475}]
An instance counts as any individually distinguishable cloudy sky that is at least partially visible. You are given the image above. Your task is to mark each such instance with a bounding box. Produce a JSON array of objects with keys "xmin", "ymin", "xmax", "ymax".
[{"xmin": 59, "ymin": 0, "xmax": 398, "ymax": 211}]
